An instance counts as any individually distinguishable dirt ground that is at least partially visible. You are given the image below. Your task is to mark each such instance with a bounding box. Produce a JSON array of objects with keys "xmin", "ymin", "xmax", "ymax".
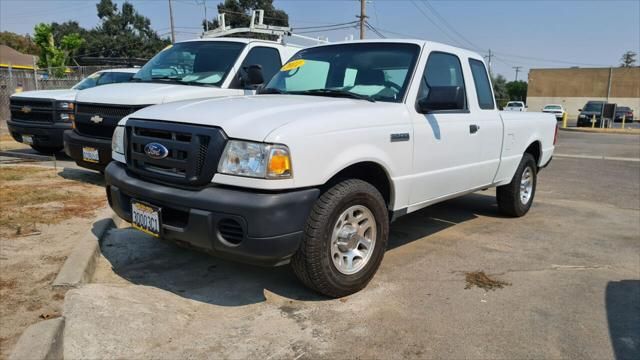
[{"xmin": 0, "ymin": 164, "xmax": 106, "ymax": 359}]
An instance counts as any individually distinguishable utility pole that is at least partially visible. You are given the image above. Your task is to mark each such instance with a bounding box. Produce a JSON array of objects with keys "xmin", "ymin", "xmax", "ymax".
[
  {"xmin": 204, "ymin": 0, "xmax": 208, "ymax": 32},
  {"xmin": 484, "ymin": 49, "xmax": 493, "ymax": 76},
  {"xmin": 358, "ymin": 0, "xmax": 367, "ymax": 40},
  {"xmin": 513, "ymin": 66, "xmax": 522, "ymax": 81},
  {"xmin": 168, "ymin": 0, "xmax": 176, "ymax": 43}
]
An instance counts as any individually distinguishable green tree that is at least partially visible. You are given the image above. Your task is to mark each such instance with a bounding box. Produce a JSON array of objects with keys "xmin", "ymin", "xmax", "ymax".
[
  {"xmin": 492, "ymin": 74, "xmax": 508, "ymax": 107},
  {"xmin": 506, "ymin": 80, "xmax": 527, "ymax": 101},
  {"xmin": 33, "ymin": 23, "xmax": 83, "ymax": 76},
  {"xmin": 0, "ymin": 31, "xmax": 40, "ymax": 55},
  {"xmin": 86, "ymin": 0, "xmax": 169, "ymax": 60},
  {"xmin": 620, "ymin": 51, "xmax": 637, "ymax": 67},
  {"xmin": 204, "ymin": 0, "xmax": 289, "ymax": 39}
]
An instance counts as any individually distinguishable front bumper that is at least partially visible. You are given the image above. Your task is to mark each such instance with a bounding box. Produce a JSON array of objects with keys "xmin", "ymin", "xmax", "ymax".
[
  {"xmin": 105, "ymin": 161, "xmax": 320, "ymax": 266},
  {"xmin": 7, "ymin": 119, "xmax": 70, "ymax": 148},
  {"xmin": 63, "ymin": 130, "xmax": 112, "ymax": 171}
]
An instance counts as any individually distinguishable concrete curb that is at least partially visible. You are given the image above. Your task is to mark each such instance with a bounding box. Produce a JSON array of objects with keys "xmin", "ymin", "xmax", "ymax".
[
  {"xmin": 52, "ymin": 208, "xmax": 122, "ymax": 288},
  {"xmin": 559, "ymin": 127, "xmax": 640, "ymax": 135},
  {"xmin": 8, "ymin": 318, "xmax": 64, "ymax": 360}
]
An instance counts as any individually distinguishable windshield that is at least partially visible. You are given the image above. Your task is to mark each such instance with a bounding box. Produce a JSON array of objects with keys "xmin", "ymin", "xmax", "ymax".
[
  {"xmin": 132, "ymin": 41, "xmax": 246, "ymax": 87},
  {"xmin": 584, "ymin": 102, "xmax": 603, "ymax": 112},
  {"xmin": 507, "ymin": 102, "xmax": 523, "ymax": 107},
  {"xmin": 544, "ymin": 105, "xmax": 561, "ymax": 110},
  {"xmin": 262, "ymin": 43, "xmax": 421, "ymax": 103},
  {"xmin": 72, "ymin": 71, "xmax": 135, "ymax": 90}
]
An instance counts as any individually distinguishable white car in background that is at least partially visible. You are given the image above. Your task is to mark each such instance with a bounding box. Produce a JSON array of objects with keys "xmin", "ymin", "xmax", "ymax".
[
  {"xmin": 542, "ymin": 104, "xmax": 566, "ymax": 120},
  {"xmin": 504, "ymin": 101, "xmax": 527, "ymax": 112}
]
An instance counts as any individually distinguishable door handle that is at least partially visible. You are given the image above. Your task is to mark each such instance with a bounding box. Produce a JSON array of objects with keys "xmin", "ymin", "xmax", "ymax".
[{"xmin": 469, "ymin": 124, "xmax": 480, "ymax": 134}]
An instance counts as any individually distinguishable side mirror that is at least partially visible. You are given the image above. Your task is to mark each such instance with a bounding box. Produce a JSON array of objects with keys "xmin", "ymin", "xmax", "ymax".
[
  {"xmin": 241, "ymin": 64, "xmax": 264, "ymax": 89},
  {"xmin": 417, "ymin": 86, "xmax": 465, "ymax": 114},
  {"xmin": 578, "ymin": 109, "xmax": 583, "ymax": 112}
]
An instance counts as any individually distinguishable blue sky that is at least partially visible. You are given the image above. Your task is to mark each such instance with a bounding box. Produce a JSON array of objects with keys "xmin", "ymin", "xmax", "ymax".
[{"xmin": 1, "ymin": 0, "xmax": 639, "ymax": 81}]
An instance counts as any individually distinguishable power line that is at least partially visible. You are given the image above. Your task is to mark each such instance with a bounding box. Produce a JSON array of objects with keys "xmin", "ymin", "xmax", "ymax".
[
  {"xmin": 513, "ymin": 66, "xmax": 523, "ymax": 81},
  {"xmin": 365, "ymin": 21, "xmax": 386, "ymax": 39},
  {"xmin": 421, "ymin": 0, "xmax": 480, "ymax": 51},
  {"xmin": 292, "ymin": 21, "xmax": 359, "ymax": 30},
  {"xmin": 409, "ymin": 0, "xmax": 465, "ymax": 48}
]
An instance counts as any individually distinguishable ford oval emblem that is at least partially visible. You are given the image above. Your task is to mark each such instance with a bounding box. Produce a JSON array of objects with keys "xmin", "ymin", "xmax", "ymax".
[{"xmin": 144, "ymin": 142, "xmax": 169, "ymax": 159}]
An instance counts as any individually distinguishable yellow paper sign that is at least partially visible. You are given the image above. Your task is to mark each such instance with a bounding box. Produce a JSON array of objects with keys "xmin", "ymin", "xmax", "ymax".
[
  {"xmin": 161, "ymin": 44, "xmax": 173, "ymax": 52},
  {"xmin": 281, "ymin": 59, "xmax": 305, "ymax": 71}
]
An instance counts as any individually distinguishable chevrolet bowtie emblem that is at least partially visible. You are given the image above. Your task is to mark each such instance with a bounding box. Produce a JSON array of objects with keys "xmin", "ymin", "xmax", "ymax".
[
  {"xmin": 21, "ymin": 106, "xmax": 32, "ymax": 113},
  {"xmin": 90, "ymin": 115, "xmax": 104, "ymax": 124}
]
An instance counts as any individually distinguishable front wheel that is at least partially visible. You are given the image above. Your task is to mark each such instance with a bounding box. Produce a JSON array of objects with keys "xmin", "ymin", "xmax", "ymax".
[
  {"xmin": 496, "ymin": 153, "xmax": 537, "ymax": 217},
  {"xmin": 291, "ymin": 179, "xmax": 389, "ymax": 298}
]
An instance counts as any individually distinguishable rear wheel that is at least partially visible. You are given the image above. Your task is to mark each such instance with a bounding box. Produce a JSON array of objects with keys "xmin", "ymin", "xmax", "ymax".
[
  {"xmin": 30, "ymin": 145, "xmax": 62, "ymax": 155},
  {"xmin": 496, "ymin": 153, "xmax": 537, "ymax": 217},
  {"xmin": 291, "ymin": 179, "xmax": 389, "ymax": 298}
]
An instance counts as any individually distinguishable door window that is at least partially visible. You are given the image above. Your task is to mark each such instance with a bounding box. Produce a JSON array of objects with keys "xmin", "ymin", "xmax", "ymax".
[
  {"xmin": 418, "ymin": 52, "xmax": 467, "ymax": 110},
  {"xmin": 239, "ymin": 46, "xmax": 282, "ymax": 84}
]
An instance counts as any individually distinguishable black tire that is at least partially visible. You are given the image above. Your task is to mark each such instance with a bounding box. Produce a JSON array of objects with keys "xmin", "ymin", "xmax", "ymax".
[
  {"xmin": 496, "ymin": 153, "xmax": 537, "ymax": 217},
  {"xmin": 291, "ymin": 179, "xmax": 389, "ymax": 298},
  {"xmin": 30, "ymin": 145, "xmax": 62, "ymax": 155}
]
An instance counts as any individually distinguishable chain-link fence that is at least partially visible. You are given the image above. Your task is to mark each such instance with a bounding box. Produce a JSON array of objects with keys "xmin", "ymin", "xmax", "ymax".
[{"xmin": 0, "ymin": 66, "xmax": 125, "ymax": 126}]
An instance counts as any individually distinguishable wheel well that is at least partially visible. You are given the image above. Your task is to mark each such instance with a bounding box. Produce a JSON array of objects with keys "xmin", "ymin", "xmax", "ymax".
[
  {"xmin": 324, "ymin": 162, "xmax": 392, "ymax": 207},
  {"xmin": 525, "ymin": 141, "xmax": 541, "ymax": 166}
]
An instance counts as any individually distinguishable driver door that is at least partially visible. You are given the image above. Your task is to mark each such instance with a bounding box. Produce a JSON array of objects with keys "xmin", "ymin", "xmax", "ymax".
[{"xmin": 408, "ymin": 51, "xmax": 479, "ymax": 206}]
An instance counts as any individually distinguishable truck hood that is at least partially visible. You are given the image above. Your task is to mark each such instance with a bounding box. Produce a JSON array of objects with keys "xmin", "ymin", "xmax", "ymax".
[
  {"xmin": 75, "ymin": 82, "xmax": 242, "ymax": 105},
  {"xmin": 126, "ymin": 95, "xmax": 402, "ymax": 141},
  {"xmin": 10, "ymin": 89, "xmax": 77, "ymax": 101}
]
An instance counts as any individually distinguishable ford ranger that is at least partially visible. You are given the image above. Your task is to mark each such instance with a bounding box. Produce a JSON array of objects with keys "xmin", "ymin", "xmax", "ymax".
[
  {"xmin": 7, "ymin": 68, "xmax": 138, "ymax": 154},
  {"xmin": 105, "ymin": 40, "xmax": 557, "ymax": 297},
  {"xmin": 64, "ymin": 37, "xmax": 299, "ymax": 172}
]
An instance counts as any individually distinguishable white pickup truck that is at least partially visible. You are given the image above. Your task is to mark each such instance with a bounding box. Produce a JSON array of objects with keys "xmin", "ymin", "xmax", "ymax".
[
  {"xmin": 64, "ymin": 37, "xmax": 299, "ymax": 171},
  {"xmin": 106, "ymin": 40, "xmax": 556, "ymax": 297},
  {"xmin": 7, "ymin": 68, "xmax": 138, "ymax": 154},
  {"xmin": 504, "ymin": 101, "xmax": 527, "ymax": 112}
]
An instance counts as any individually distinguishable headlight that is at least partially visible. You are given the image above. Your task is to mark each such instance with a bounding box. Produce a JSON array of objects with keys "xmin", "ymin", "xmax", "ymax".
[
  {"xmin": 579, "ymin": 114, "xmax": 586, "ymax": 118},
  {"xmin": 57, "ymin": 102, "xmax": 74, "ymax": 110},
  {"xmin": 59, "ymin": 113, "xmax": 75, "ymax": 122},
  {"xmin": 112, "ymin": 126, "xmax": 125, "ymax": 155},
  {"xmin": 218, "ymin": 140, "xmax": 292, "ymax": 179}
]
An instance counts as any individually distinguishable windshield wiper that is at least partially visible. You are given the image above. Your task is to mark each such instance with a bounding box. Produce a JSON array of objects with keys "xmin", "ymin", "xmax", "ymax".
[
  {"xmin": 290, "ymin": 89, "xmax": 375, "ymax": 102},
  {"xmin": 257, "ymin": 88, "xmax": 286, "ymax": 95}
]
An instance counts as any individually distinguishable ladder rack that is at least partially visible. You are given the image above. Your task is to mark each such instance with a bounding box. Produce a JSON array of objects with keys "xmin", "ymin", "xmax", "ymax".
[{"xmin": 201, "ymin": 10, "xmax": 329, "ymax": 46}]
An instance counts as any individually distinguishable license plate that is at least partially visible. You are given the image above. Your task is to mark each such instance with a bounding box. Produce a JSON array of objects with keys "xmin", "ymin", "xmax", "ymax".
[
  {"xmin": 21, "ymin": 135, "xmax": 34, "ymax": 145},
  {"xmin": 131, "ymin": 201, "xmax": 161, "ymax": 237},
  {"xmin": 82, "ymin": 147, "xmax": 99, "ymax": 163}
]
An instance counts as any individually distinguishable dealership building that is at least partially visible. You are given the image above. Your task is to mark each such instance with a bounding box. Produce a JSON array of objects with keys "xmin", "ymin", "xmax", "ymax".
[{"xmin": 526, "ymin": 67, "xmax": 639, "ymax": 118}]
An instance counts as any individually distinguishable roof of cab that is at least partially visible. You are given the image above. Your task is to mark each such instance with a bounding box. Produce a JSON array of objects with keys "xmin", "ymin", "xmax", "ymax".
[{"xmin": 299, "ymin": 39, "xmax": 485, "ymax": 61}]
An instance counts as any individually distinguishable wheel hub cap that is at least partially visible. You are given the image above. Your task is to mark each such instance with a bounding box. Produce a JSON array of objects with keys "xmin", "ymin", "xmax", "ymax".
[
  {"xmin": 520, "ymin": 166, "xmax": 533, "ymax": 205},
  {"xmin": 331, "ymin": 205, "xmax": 377, "ymax": 275}
]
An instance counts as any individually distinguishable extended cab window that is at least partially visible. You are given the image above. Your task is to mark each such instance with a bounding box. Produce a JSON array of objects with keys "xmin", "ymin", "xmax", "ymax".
[
  {"xmin": 418, "ymin": 52, "xmax": 467, "ymax": 111},
  {"xmin": 263, "ymin": 43, "xmax": 420, "ymax": 103},
  {"xmin": 469, "ymin": 59, "xmax": 495, "ymax": 110}
]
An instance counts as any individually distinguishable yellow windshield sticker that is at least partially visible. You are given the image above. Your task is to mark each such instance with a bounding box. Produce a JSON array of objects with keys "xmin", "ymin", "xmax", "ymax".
[
  {"xmin": 161, "ymin": 44, "xmax": 173, "ymax": 52},
  {"xmin": 281, "ymin": 59, "xmax": 305, "ymax": 71}
]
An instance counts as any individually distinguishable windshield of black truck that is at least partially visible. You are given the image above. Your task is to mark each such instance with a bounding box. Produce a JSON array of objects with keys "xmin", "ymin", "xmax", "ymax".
[
  {"xmin": 262, "ymin": 43, "xmax": 420, "ymax": 103},
  {"xmin": 584, "ymin": 103, "xmax": 603, "ymax": 112},
  {"xmin": 132, "ymin": 41, "xmax": 246, "ymax": 87}
]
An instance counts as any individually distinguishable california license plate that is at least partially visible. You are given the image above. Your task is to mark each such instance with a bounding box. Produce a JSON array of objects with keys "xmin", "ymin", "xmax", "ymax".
[
  {"xmin": 131, "ymin": 201, "xmax": 161, "ymax": 237},
  {"xmin": 21, "ymin": 134, "xmax": 34, "ymax": 145},
  {"xmin": 82, "ymin": 147, "xmax": 99, "ymax": 163}
]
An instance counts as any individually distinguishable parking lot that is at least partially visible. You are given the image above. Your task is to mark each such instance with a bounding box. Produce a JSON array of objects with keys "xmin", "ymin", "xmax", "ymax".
[{"xmin": 44, "ymin": 130, "xmax": 636, "ymax": 359}]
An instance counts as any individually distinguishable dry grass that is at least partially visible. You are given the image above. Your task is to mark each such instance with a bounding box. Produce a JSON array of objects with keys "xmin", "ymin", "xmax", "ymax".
[
  {"xmin": 0, "ymin": 132, "xmax": 29, "ymax": 151},
  {"xmin": 0, "ymin": 165, "xmax": 106, "ymax": 238},
  {"xmin": 464, "ymin": 271, "xmax": 511, "ymax": 291}
]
